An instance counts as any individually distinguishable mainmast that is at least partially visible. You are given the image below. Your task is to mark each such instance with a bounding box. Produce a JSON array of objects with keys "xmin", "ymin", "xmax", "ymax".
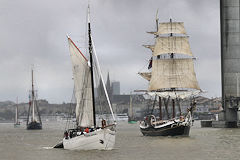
[
  {"xmin": 169, "ymin": 18, "xmax": 175, "ymax": 118},
  {"xmin": 88, "ymin": 5, "xmax": 96, "ymax": 127}
]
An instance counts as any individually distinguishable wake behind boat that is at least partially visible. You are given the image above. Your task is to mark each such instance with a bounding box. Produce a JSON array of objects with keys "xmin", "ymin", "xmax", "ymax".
[
  {"xmin": 138, "ymin": 14, "xmax": 201, "ymax": 136},
  {"xmin": 58, "ymin": 6, "xmax": 116, "ymax": 150}
]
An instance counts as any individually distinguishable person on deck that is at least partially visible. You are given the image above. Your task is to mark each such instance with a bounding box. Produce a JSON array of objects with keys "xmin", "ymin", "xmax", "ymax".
[{"xmin": 85, "ymin": 128, "xmax": 89, "ymax": 133}]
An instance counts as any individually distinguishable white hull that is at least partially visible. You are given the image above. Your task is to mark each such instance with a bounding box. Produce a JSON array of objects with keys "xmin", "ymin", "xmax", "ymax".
[{"xmin": 63, "ymin": 128, "xmax": 115, "ymax": 150}]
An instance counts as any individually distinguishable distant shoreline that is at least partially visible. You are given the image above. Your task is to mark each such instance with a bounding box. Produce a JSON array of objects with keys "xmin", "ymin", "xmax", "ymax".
[{"xmin": 0, "ymin": 121, "xmax": 14, "ymax": 123}]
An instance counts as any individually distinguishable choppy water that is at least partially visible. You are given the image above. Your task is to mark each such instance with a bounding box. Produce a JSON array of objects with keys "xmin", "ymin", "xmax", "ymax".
[{"xmin": 0, "ymin": 121, "xmax": 240, "ymax": 160}]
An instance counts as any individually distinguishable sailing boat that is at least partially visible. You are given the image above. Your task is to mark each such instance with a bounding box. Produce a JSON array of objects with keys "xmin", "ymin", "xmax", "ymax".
[
  {"xmin": 138, "ymin": 15, "xmax": 201, "ymax": 136},
  {"xmin": 26, "ymin": 69, "xmax": 42, "ymax": 130},
  {"xmin": 61, "ymin": 6, "xmax": 116, "ymax": 150},
  {"xmin": 14, "ymin": 97, "xmax": 20, "ymax": 127}
]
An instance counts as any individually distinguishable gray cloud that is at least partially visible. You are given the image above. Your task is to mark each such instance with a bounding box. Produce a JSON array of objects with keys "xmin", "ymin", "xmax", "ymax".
[{"xmin": 0, "ymin": 0, "xmax": 220, "ymax": 103}]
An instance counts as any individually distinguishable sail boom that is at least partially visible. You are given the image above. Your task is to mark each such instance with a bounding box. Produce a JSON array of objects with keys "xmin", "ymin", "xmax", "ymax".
[
  {"xmin": 138, "ymin": 72, "xmax": 151, "ymax": 81},
  {"xmin": 143, "ymin": 45, "xmax": 154, "ymax": 52},
  {"xmin": 147, "ymin": 31, "xmax": 157, "ymax": 35}
]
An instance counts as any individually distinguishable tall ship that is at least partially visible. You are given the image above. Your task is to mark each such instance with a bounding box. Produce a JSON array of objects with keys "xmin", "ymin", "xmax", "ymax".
[
  {"xmin": 138, "ymin": 15, "xmax": 201, "ymax": 136},
  {"xmin": 57, "ymin": 6, "xmax": 116, "ymax": 150},
  {"xmin": 26, "ymin": 69, "xmax": 42, "ymax": 130}
]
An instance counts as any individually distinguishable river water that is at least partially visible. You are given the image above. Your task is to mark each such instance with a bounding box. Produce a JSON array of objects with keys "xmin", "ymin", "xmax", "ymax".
[{"xmin": 0, "ymin": 121, "xmax": 239, "ymax": 160}]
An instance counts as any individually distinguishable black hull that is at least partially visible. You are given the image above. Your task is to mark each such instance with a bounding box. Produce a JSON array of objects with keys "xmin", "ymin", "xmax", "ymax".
[
  {"xmin": 140, "ymin": 124, "xmax": 190, "ymax": 136},
  {"xmin": 27, "ymin": 121, "xmax": 42, "ymax": 130}
]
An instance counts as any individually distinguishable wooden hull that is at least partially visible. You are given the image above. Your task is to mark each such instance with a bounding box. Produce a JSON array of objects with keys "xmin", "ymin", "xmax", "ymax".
[
  {"xmin": 140, "ymin": 124, "xmax": 190, "ymax": 136},
  {"xmin": 27, "ymin": 121, "xmax": 42, "ymax": 130}
]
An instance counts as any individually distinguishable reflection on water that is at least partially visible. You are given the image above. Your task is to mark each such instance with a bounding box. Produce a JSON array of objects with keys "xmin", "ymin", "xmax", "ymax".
[{"xmin": 0, "ymin": 121, "xmax": 240, "ymax": 160}]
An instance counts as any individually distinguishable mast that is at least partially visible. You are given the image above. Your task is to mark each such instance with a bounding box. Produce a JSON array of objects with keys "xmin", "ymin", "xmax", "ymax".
[
  {"xmin": 177, "ymin": 99, "xmax": 182, "ymax": 116},
  {"xmin": 31, "ymin": 69, "xmax": 35, "ymax": 121},
  {"xmin": 156, "ymin": 9, "xmax": 160, "ymax": 59},
  {"xmin": 169, "ymin": 18, "xmax": 176, "ymax": 118},
  {"xmin": 129, "ymin": 93, "xmax": 133, "ymax": 119},
  {"xmin": 172, "ymin": 99, "xmax": 175, "ymax": 118},
  {"xmin": 159, "ymin": 96, "xmax": 162, "ymax": 120},
  {"xmin": 15, "ymin": 97, "xmax": 18, "ymax": 124},
  {"xmin": 88, "ymin": 5, "xmax": 96, "ymax": 127}
]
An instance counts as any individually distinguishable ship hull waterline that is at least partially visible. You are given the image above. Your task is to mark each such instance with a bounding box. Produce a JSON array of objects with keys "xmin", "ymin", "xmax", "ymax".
[{"xmin": 140, "ymin": 124, "xmax": 190, "ymax": 136}]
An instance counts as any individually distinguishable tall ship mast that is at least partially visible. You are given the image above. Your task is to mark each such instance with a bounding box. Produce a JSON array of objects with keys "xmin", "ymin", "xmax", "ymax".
[
  {"xmin": 26, "ymin": 69, "xmax": 42, "ymax": 130},
  {"xmin": 54, "ymin": 5, "xmax": 116, "ymax": 150},
  {"xmin": 139, "ymin": 15, "xmax": 201, "ymax": 136}
]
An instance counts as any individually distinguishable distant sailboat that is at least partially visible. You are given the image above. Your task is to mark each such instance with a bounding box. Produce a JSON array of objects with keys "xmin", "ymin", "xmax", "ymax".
[
  {"xmin": 57, "ymin": 6, "xmax": 116, "ymax": 150},
  {"xmin": 128, "ymin": 94, "xmax": 137, "ymax": 124},
  {"xmin": 26, "ymin": 69, "xmax": 42, "ymax": 130},
  {"xmin": 14, "ymin": 97, "xmax": 20, "ymax": 127},
  {"xmin": 138, "ymin": 15, "xmax": 201, "ymax": 136}
]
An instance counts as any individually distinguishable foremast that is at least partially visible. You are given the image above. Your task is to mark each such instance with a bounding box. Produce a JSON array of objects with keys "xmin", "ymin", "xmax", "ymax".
[{"xmin": 88, "ymin": 5, "xmax": 96, "ymax": 128}]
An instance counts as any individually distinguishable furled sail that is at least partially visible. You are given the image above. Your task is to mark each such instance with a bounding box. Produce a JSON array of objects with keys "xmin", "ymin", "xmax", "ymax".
[
  {"xmin": 139, "ymin": 72, "xmax": 151, "ymax": 81},
  {"xmin": 153, "ymin": 36, "xmax": 192, "ymax": 57},
  {"xmin": 148, "ymin": 58, "xmax": 200, "ymax": 91},
  {"xmin": 143, "ymin": 45, "xmax": 154, "ymax": 52},
  {"xmin": 68, "ymin": 37, "xmax": 94, "ymax": 127},
  {"xmin": 157, "ymin": 22, "xmax": 186, "ymax": 35}
]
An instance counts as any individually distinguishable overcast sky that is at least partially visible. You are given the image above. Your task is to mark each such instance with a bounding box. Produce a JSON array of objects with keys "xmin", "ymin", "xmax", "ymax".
[{"xmin": 0, "ymin": 0, "xmax": 220, "ymax": 103}]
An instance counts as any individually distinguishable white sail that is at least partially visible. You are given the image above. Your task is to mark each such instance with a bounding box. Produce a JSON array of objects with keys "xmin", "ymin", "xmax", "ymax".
[
  {"xmin": 138, "ymin": 72, "xmax": 151, "ymax": 81},
  {"xmin": 153, "ymin": 36, "xmax": 192, "ymax": 57},
  {"xmin": 68, "ymin": 37, "xmax": 94, "ymax": 127},
  {"xmin": 148, "ymin": 58, "xmax": 200, "ymax": 91},
  {"xmin": 157, "ymin": 22, "xmax": 186, "ymax": 35}
]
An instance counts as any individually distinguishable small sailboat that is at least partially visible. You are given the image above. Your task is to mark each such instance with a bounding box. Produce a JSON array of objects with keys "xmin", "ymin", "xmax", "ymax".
[
  {"xmin": 26, "ymin": 69, "xmax": 42, "ymax": 130},
  {"xmin": 138, "ymin": 14, "xmax": 201, "ymax": 136},
  {"xmin": 14, "ymin": 97, "xmax": 20, "ymax": 127},
  {"xmin": 60, "ymin": 6, "xmax": 116, "ymax": 150}
]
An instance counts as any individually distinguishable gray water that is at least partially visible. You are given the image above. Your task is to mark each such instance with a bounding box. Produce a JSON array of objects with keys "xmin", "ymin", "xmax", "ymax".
[{"xmin": 0, "ymin": 121, "xmax": 240, "ymax": 160}]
